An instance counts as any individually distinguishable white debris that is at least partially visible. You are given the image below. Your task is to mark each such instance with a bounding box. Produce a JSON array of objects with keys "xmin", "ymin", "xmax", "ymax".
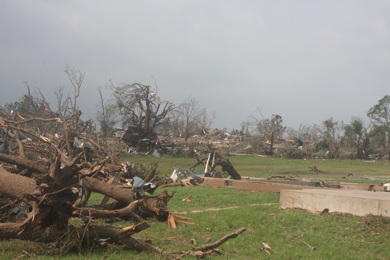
[{"xmin": 170, "ymin": 169, "xmax": 178, "ymax": 183}]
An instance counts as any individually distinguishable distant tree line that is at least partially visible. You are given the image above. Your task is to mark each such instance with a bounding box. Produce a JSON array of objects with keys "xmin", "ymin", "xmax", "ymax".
[
  {"xmin": 1, "ymin": 66, "xmax": 215, "ymax": 151},
  {"xmin": 244, "ymin": 95, "xmax": 390, "ymax": 159},
  {"xmin": 3, "ymin": 66, "xmax": 390, "ymax": 159}
]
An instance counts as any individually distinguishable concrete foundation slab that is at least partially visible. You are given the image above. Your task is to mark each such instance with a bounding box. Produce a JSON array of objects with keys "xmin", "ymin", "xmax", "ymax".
[
  {"xmin": 280, "ymin": 189, "xmax": 390, "ymax": 217},
  {"xmin": 202, "ymin": 178, "xmax": 328, "ymax": 193},
  {"xmin": 202, "ymin": 178, "xmax": 383, "ymax": 193},
  {"xmin": 250, "ymin": 179, "xmax": 340, "ymax": 187},
  {"xmin": 340, "ymin": 183, "xmax": 384, "ymax": 191}
]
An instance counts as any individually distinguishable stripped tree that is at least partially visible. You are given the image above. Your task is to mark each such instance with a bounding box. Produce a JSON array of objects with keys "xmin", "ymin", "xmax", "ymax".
[{"xmin": 109, "ymin": 81, "xmax": 174, "ymax": 151}]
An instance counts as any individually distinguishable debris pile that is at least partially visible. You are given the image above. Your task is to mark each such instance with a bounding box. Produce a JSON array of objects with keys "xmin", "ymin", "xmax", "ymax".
[
  {"xmin": 0, "ymin": 106, "xmax": 246, "ymax": 258},
  {"xmin": 0, "ymin": 107, "xmax": 173, "ymax": 254},
  {"xmin": 160, "ymin": 147, "xmax": 242, "ymax": 189},
  {"xmin": 189, "ymin": 146, "xmax": 242, "ymax": 180}
]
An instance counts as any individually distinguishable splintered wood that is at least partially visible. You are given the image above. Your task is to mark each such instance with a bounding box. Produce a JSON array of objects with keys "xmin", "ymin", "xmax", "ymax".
[
  {"xmin": 182, "ymin": 195, "xmax": 193, "ymax": 202},
  {"xmin": 119, "ymin": 221, "xmax": 150, "ymax": 237},
  {"xmin": 261, "ymin": 242, "xmax": 272, "ymax": 254},
  {"xmin": 168, "ymin": 227, "xmax": 246, "ymax": 259},
  {"xmin": 303, "ymin": 241, "xmax": 316, "ymax": 250},
  {"xmin": 168, "ymin": 214, "xmax": 177, "ymax": 229},
  {"xmin": 318, "ymin": 179, "xmax": 331, "ymax": 187},
  {"xmin": 167, "ymin": 213, "xmax": 197, "ymax": 229}
]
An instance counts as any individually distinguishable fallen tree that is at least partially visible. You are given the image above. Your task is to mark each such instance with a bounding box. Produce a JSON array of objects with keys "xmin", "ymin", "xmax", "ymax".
[
  {"xmin": 0, "ymin": 106, "xmax": 174, "ymax": 255},
  {"xmin": 0, "ymin": 99, "xmax": 247, "ymax": 258},
  {"xmin": 188, "ymin": 145, "xmax": 242, "ymax": 180}
]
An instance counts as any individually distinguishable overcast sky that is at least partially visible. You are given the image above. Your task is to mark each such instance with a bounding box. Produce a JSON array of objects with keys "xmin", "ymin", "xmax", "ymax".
[{"xmin": 1, "ymin": 1, "xmax": 389, "ymax": 131}]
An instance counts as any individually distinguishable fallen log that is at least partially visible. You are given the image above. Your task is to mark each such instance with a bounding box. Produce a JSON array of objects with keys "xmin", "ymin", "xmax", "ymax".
[
  {"xmin": 0, "ymin": 113, "xmax": 174, "ymax": 256},
  {"xmin": 82, "ymin": 176, "xmax": 134, "ymax": 204},
  {"xmin": 0, "ymin": 166, "xmax": 38, "ymax": 200},
  {"xmin": 73, "ymin": 199, "xmax": 144, "ymax": 222},
  {"xmin": 82, "ymin": 177, "xmax": 173, "ymax": 221},
  {"xmin": 0, "ymin": 153, "xmax": 48, "ymax": 174}
]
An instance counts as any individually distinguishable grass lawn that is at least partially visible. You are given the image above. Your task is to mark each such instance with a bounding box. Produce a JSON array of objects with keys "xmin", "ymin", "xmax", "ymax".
[
  {"xmin": 1, "ymin": 155, "xmax": 390, "ymax": 259},
  {"xmin": 121, "ymin": 154, "xmax": 390, "ymax": 184}
]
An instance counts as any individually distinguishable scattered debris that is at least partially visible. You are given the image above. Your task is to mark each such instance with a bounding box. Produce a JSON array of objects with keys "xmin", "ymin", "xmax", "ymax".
[
  {"xmin": 162, "ymin": 237, "xmax": 177, "ymax": 241},
  {"xmin": 182, "ymin": 195, "xmax": 193, "ymax": 202},
  {"xmin": 302, "ymin": 241, "xmax": 316, "ymax": 251},
  {"xmin": 167, "ymin": 212, "xmax": 197, "ymax": 229},
  {"xmin": 191, "ymin": 238, "xmax": 197, "ymax": 246},
  {"xmin": 168, "ymin": 213, "xmax": 177, "ymax": 229},
  {"xmin": 22, "ymin": 250, "xmax": 31, "ymax": 257},
  {"xmin": 171, "ymin": 169, "xmax": 178, "ymax": 182},
  {"xmin": 188, "ymin": 146, "xmax": 241, "ymax": 180},
  {"xmin": 261, "ymin": 242, "xmax": 272, "ymax": 254},
  {"xmin": 168, "ymin": 227, "xmax": 246, "ymax": 259},
  {"xmin": 318, "ymin": 179, "xmax": 332, "ymax": 188},
  {"xmin": 321, "ymin": 208, "xmax": 329, "ymax": 215},
  {"xmin": 0, "ymin": 108, "xmax": 174, "ymax": 255},
  {"xmin": 306, "ymin": 208, "xmax": 329, "ymax": 215}
]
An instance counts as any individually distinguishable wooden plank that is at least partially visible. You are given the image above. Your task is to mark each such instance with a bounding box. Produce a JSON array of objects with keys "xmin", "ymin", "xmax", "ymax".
[{"xmin": 168, "ymin": 214, "xmax": 177, "ymax": 229}]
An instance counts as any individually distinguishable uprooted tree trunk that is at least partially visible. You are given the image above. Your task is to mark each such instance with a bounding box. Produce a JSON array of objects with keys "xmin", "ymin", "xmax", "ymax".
[
  {"xmin": 0, "ymin": 118, "xmax": 173, "ymax": 255},
  {"xmin": 0, "ymin": 153, "xmax": 244, "ymax": 258},
  {"xmin": 0, "ymin": 107, "xmax": 246, "ymax": 259},
  {"xmin": 80, "ymin": 176, "xmax": 173, "ymax": 221},
  {"xmin": 189, "ymin": 149, "xmax": 241, "ymax": 180},
  {"xmin": 0, "ymin": 158, "xmax": 173, "ymax": 255},
  {"xmin": 213, "ymin": 153, "xmax": 241, "ymax": 180},
  {"xmin": 0, "ymin": 154, "xmax": 172, "ymax": 220},
  {"xmin": 0, "ymin": 166, "xmax": 38, "ymax": 200}
]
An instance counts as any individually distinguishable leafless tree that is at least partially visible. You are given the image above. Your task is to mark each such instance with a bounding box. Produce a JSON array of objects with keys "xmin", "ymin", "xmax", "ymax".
[
  {"xmin": 286, "ymin": 124, "xmax": 322, "ymax": 145},
  {"xmin": 96, "ymin": 85, "xmax": 118, "ymax": 145},
  {"xmin": 16, "ymin": 82, "xmax": 53, "ymax": 116},
  {"xmin": 298, "ymin": 123, "xmax": 312, "ymax": 141},
  {"xmin": 109, "ymin": 81, "xmax": 174, "ymax": 150},
  {"xmin": 64, "ymin": 65, "xmax": 85, "ymax": 115},
  {"xmin": 240, "ymin": 120, "xmax": 252, "ymax": 136},
  {"xmin": 53, "ymin": 85, "xmax": 72, "ymax": 119},
  {"xmin": 285, "ymin": 126, "xmax": 298, "ymax": 139},
  {"xmin": 198, "ymin": 109, "xmax": 216, "ymax": 132},
  {"xmin": 52, "ymin": 66, "xmax": 86, "ymax": 127},
  {"xmin": 309, "ymin": 124, "xmax": 321, "ymax": 144},
  {"xmin": 176, "ymin": 96, "xmax": 204, "ymax": 141}
]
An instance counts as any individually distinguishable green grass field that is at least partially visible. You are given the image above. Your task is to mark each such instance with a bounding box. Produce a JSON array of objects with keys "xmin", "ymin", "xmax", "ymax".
[
  {"xmin": 1, "ymin": 155, "xmax": 390, "ymax": 259},
  {"xmin": 121, "ymin": 154, "xmax": 390, "ymax": 184}
]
